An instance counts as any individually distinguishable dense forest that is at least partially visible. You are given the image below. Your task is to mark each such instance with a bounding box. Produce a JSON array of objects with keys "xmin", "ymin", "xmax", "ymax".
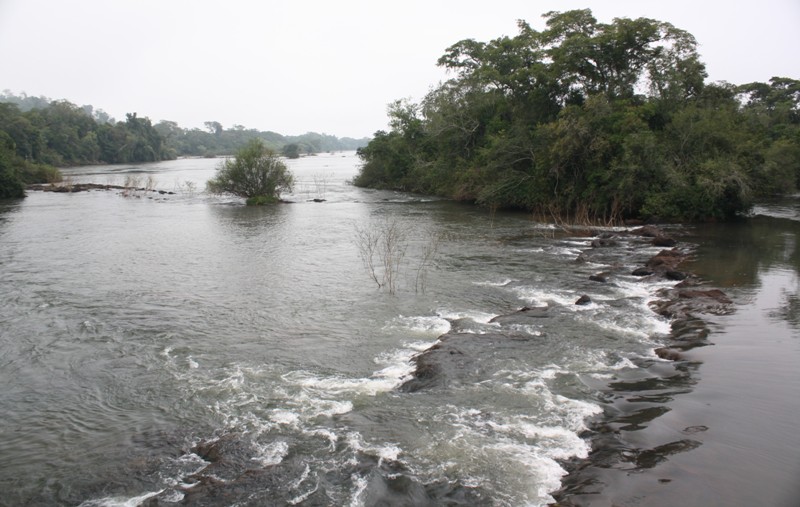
[
  {"xmin": 354, "ymin": 10, "xmax": 800, "ymax": 222},
  {"xmin": 0, "ymin": 91, "xmax": 369, "ymax": 198}
]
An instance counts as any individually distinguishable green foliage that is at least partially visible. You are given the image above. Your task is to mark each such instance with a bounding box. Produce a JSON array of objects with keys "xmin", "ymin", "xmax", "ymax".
[
  {"xmin": 354, "ymin": 9, "xmax": 800, "ymax": 222},
  {"xmin": 0, "ymin": 95, "xmax": 174, "ymax": 167},
  {"xmin": 0, "ymin": 130, "xmax": 62, "ymax": 198},
  {"xmin": 245, "ymin": 195, "xmax": 280, "ymax": 205},
  {"xmin": 0, "ymin": 91, "xmax": 370, "ymax": 173},
  {"xmin": 0, "ymin": 144, "xmax": 26, "ymax": 198},
  {"xmin": 206, "ymin": 139, "xmax": 294, "ymax": 203},
  {"xmin": 282, "ymin": 143, "xmax": 301, "ymax": 159}
]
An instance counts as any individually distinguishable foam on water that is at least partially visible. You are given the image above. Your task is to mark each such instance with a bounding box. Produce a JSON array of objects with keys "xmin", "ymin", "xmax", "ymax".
[
  {"xmin": 250, "ymin": 440, "xmax": 289, "ymax": 466},
  {"xmin": 150, "ymin": 296, "xmax": 660, "ymax": 507},
  {"xmin": 283, "ymin": 363, "xmax": 412, "ymax": 397},
  {"xmin": 420, "ymin": 399, "xmax": 599, "ymax": 507},
  {"xmin": 346, "ymin": 431, "xmax": 403, "ymax": 464},
  {"xmin": 348, "ymin": 473, "xmax": 369, "ymax": 507},
  {"xmin": 287, "ymin": 464, "xmax": 318, "ymax": 505},
  {"xmin": 512, "ymin": 286, "xmax": 578, "ymax": 307},
  {"xmin": 507, "ymin": 323, "xmax": 545, "ymax": 336},
  {"xmin": 78, "ymin": 490, "xmax": 163, "ymax": 507},
  {"xmin": 387, "ymin": 314, "xmax": 451, "ymax": 335},
  {"xmin": 436, "ymin": 308, "xmax": 498, "ymax": 324},
  {"xmin": 283, "ymin": 365, "xmax": 404, "ymax": 396},
  {"xmin": 473, "ymin": 278, "xmax": 518, "ymax": 287}
]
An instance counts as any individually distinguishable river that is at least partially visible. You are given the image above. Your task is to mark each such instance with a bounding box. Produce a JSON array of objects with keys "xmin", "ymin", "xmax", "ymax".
[{"xmin": 0, "ymin": 153, "xmax": 797, "ymax": 506}]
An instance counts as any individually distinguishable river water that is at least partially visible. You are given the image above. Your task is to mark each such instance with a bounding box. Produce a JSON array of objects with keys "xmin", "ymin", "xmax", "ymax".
[{"xmin": 0, "ymin": 153, "xmax": 797, "ymax": 506}]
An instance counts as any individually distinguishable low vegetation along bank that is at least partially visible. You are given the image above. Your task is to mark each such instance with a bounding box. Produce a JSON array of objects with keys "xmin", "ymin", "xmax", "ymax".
[{"xmin": 354, "ymin": 9, "xmax": 800, "ymax": 222}]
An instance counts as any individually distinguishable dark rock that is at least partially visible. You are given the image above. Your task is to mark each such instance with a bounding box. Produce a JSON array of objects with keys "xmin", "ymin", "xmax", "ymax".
[
  {"xmin": 652, "ymin": 235, "xmax": 677, "ymax": 247},
  {"xmin": 645, "ymin": 249, "xmax": 686, "ymax": 272},
  {"xmin": 633, "ymin": 225, "xmax": 664, "ymax": 238},
  {"xmin": 665, "ymin": 270, "xmax": 687, "ymax": 281},
  {"xmin": 489, "ymin": 306, "xmax": 549, "ymax": 324},
  {"xmin": 654, "ymin": 347, "xmax": 683, "ymax": 361},
  {"xmin": 399, "ymin": 328, "xmax": 541, "ymax": 393},
  {"xmin": 682, "ymin": 425, "xmax": 709, "ymax": 434},
  {"xmin": 592, "ymin": 238, "xmax": 618, "ymax": 248},
  {"xmin": 399, "ymin": 335, "xmax": 474, "ymax": 392},
  {"xmin": 575, "ymin": 295, "xmax": 592, "ymax": 305},
  {"xmin": 632, "ymin": 268, "xmax": 654, "ymax": 277},
  {"xmin": 678, "ymin": 288, "xmax": 732, "ymax": 304},
  {"xmin": 651, "ymin": 287, "xmax": 734, "ymax": 320},
  {"xmin": 590, "ymin": 273, "xmax": 609, "ymax": 283}
]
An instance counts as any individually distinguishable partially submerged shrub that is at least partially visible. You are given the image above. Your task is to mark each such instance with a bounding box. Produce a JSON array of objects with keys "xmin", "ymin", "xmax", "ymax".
[{"xmin": 206, "ymin": 139, "xmax": 293, "ymax": 204}]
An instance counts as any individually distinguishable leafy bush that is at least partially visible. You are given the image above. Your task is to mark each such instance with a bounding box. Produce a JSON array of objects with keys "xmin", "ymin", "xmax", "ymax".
[{"xmin": 206, "ymin": 139, "xmax": 294, "ymax": 203}]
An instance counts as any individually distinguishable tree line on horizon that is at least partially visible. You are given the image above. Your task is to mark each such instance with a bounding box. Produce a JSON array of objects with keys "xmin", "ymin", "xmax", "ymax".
[
  {"xmin": 354, "ymin": 9, "xmax": 800, "ymax": 222},
  {"xmin": 0, "ymin": 91, "xmax": 369, "ymax": 198}
]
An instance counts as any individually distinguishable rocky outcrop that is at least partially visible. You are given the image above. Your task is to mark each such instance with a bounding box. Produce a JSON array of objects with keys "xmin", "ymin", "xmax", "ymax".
[
  {"xmin": 27, "ymin": 182, "xmax": 176, "ymax": 195},
  {"xmin": 392, "ymin": 224, "xmax": 734, "ymax": 506},
  {"xmin": 139, "ymin": 431, "xmax": 491, "ymax": 506},
  {"xmin": 552, "ymin": 229, "xmax": 734, "ymax": 506}
]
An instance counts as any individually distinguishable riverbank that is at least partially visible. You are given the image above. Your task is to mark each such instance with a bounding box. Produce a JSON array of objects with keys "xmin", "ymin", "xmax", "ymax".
[{"xmin": 551, "ymin": 218, "xmax": 800, "ymax": 506}]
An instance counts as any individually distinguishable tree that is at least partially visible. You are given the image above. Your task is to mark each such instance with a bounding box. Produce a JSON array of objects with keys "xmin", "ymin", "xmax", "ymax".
[
  {"xmin": 204, "ymin": 121, "xmax": 223, "ymax": 136},
  {"xmin": 0, "ymin": 140, "xmax": 26, "ymax": 198},
  {"xmin": 206, "ymin": 138, "xmax": 294, "ymax": 204},
  {"xmin": 282, "ymin": 143, "xmax": 301, "ymax": 159}
]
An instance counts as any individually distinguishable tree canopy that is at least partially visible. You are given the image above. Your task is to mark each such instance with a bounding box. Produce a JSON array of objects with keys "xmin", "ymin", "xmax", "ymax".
[{"xmin": 354, "ymin": 10, "xmax": 800, "ymax": 222}]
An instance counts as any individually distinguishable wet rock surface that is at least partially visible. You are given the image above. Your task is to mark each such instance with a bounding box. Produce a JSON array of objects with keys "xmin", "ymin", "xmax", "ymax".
[
  {"xmin": 136, "ymin": 223, "xmax": 732, "ymax": 507},
  {"xmin": 550, "ymin": 227, "xmax": 734, "ymax": 506},
  {"xmin": 394, "ymin": 224, "xmax": 734, "ymax": 506},
  {"xmin": 28, "ymin": 182, "xmax": 178, "ymax": 195},
  {"xmin": 138, "ymin": 432, "xmax": 490, "ymax": 507}
]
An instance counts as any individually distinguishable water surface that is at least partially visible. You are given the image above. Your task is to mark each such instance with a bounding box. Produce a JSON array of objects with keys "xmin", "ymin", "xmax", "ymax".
[{"xmin": 1, "ymin": 154, "xmax": 797, "ymax": 506}]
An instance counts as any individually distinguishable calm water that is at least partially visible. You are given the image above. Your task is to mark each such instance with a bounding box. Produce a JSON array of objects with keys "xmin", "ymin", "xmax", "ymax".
[{"xmin": 0, "ymin": 153, "xmax": 797, "ymax": 506}]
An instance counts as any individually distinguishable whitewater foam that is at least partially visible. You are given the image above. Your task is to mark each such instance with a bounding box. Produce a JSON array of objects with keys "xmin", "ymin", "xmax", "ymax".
[
  {"xmin": 250, "ymin": 440, "xmax": 289, "ymax": 466},
  {"xmin": 78, "ymin": 490, "xmax": 163, "ymax": 507}
]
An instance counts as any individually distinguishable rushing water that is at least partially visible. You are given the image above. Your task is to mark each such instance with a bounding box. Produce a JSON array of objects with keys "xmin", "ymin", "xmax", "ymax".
[{"xmin": 0, "ymin": 153, "xmax": 797, "ymax": 506}]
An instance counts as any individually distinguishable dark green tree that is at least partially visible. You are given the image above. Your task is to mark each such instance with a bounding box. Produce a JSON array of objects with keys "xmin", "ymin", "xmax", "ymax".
[
  {"xmin": 206, "ymin": 139, "xmax": 294, "ymax": 204},
  {"xmin": 282, "ymin": 143, "xmax": 301, "ymax": 159}
]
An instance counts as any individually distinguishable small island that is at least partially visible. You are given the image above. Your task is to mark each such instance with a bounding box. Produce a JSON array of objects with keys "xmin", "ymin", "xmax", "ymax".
[{"xmin": 353, "ymin": 9, "xmax": 799, "ymax": 223}]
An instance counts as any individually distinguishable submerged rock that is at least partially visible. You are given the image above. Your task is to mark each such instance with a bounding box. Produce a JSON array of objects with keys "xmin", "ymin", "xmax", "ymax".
[
  {"xmin": 665, "ymin": 270, "xmax": 687, "ymax": 281},
  {"xmin": 400, "ymin": 309, "xmax": 547, "ymax": 393},
  {"xmin": 590, "ymin": 273, "xmax": 609, "ymax": 283},
  {"xmin": 678, "ymin": 288, "xmax": 732, "ymax": 304},
  {"xmin": 633, "ymin": 225, "xmax": 665, "ymax": 238},
  {"xmin": 652, "ymin": 235, "xmax": 677, "ymax": 247},
  {"xmin": 591, "ymin": 237, "xmax": 618, "ymax": 248},
  {"xmin": 654, "ymin": 347, "xmax": 684, "ymax": 361},
  {"xmin": 488, "ymin": 306, "xmax": 549, "ymax": 324}
]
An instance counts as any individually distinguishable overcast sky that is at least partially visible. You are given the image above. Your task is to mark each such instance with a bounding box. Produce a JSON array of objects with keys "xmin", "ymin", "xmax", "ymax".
[{"xmin": 1, "ymin": 0, "xmax": 798, "ymax": 139}]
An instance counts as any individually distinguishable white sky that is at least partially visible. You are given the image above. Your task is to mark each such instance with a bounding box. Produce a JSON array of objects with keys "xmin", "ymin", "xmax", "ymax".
[{"xmin": 1, "ymin": 0, "xmax": 798, "ymax": 139}]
